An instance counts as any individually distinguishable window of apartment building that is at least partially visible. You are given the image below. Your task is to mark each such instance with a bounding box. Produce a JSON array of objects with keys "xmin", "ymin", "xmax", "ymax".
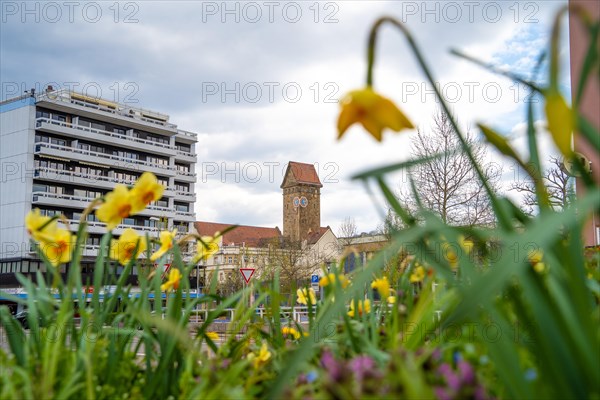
[
  {"xmin": 113, "ymin": 150, "xmax": 139, "ymax": 160},
  {"xmin": 74, "ymin": 165, "xmax": 103, "ymax": 176},
  {"xmin": 35, "ymin": 134, "xmax": 49, "ymax": 143},
  {"xmin": 175, "ymin": 164, "xmax": 190, "ymax": 173},
  {"xmin": 176, "ymin": 143, "xmax": 191, "ymax": 152},
  {"xmin": 39, "ymin": 208, "xmax": 61, "ymax": 217},
  {"xmin": 158, "ymin": 177, "xmax": 169, "ymax": 186},
  {"xmin": 35, "ymin": 159, "xmax": 66, "ymax": 170},
  {"xmin": 114, "ymin": 171, "xmax": 138, "ymax": 182},
  {"xmin": 147, "ymin": 156, "xmax": 168, "ymax": 166},
  {"xmin": 152, "ymin": 199, "xmax": 169, "ymax": 208},
  {"xmin": 36, "ymin": 110, "xmax": 50, "ymax": 119},
  {"xmin": 32, "ymin": 184, "xmax": 63, "ymax": 194},
  {"xmin": 227, "ymin": 256, "xmax": 233, "ymax": 264},
  {"xmin": 175, "ymin": 203, "xmax": 189, "ymax": 212},
  {"xmin": 73, "ymin": 188, "xmax": 102, "ymax": 199},
  {"xmin": 91, "ymin": 122, "xmax": 106, "ymax": 131},
  {"xmin": 122, "ymin": 217, "xmax": 135, "ymax": 226},
  {"xmin": 86, "ymin": 237, "xmax": 101, "ymax": 246},
  {"xmin": 175, "ymin": 183, "xmax": 189, "ymax": 192},
  {"xmin": 113, "ymin": 127, "xmax": 125, "ymax": 135}
]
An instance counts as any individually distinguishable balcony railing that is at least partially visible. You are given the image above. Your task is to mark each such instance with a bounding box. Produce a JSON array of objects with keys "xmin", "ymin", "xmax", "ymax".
[
  {"xmin": 175, "ymin": 169, "xmax": 196, "ymax": 177},
  {"xmin": 63, "ymin": 219, "xmax": 160, "ymax": 233},
  {"xmin": 177, "ymin": 129, "xmax": 198, "ymax": 140},
  {"xmin": 33, "ymin": 191, "xmax": 173, "ymax": 214},
  {"xmin": 175, "ymin": 210, "xmax": 195, "ymax": 218},
  {"xmin": 176, "ymin": 150, "xmax": 196, "ymax": 158},
  {"xmin": 34, "ymin": 142, "xmax": 177, "ymax": 172},
  {"xmin": 35, "ymin": 167, "xmax": 137, "ymax": 185},
  {"xmin": 36, "ymin": 91, "xmax": 178, "ymax": 130},
  {"xmin": 32, "ymin": 191, "xmax": 96, "ymax": 204},
  {"xmin": 36, "ymin": 118, "xmax": 176, "ymax": 150},
  {"xmin": 176, "ymin": 190, "xmax": 195, "ymax": 198}
]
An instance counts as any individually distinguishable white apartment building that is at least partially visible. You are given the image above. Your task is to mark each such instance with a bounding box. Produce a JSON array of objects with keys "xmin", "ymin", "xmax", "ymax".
[{"xmin": 0, "ymin": 88, "xmax": 198, "ymax": 288}]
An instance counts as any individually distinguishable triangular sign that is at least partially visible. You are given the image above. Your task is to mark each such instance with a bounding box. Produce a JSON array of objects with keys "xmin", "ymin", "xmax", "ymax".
[{"xmin": 239, "ymin": 268, "xmax": 256, "ymax": 284}]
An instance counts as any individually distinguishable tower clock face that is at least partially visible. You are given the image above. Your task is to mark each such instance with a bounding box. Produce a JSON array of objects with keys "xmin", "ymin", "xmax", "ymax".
[
  {"xmin": 300, "ymin": 197, "xmax": 308, "ymax": 207},
  {"xmin": 293, "ymin": 197, "xmax": 300, "ymax": 207}
]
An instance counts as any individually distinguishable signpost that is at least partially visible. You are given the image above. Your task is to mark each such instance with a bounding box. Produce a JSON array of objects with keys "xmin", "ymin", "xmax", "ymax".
[
  {"xmin": 239, "ymin": 268, "xmax": 256, "ymax": 284},
  {"xmin": 311, "ymin": 274, "xmax": 320, "ymax": 292},
  {"xmin": 239, "ymin": 268, "xmax": 256, "ymax": 307}
]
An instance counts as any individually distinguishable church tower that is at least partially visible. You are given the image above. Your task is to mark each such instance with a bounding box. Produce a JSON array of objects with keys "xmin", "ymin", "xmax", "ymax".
[{"xmin": 281, "ymin": 162, "xmax": 322, "ymax": 242}]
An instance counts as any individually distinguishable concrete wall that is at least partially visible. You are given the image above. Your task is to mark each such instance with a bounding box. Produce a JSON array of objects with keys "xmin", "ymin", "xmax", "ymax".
[{"xmin": 0, "ymin": 99, "xmax": 35, "ymax": 259}]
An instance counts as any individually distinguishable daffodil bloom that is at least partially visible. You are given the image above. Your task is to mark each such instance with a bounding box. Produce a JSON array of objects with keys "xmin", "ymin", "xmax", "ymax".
[
  {"xmin": 26, "ymin": 208, "xmax": 58, "ymax": 241},
  {"xmin": 110, "ymin": 228, "xmax": 147, "ymax": 266},
  {"xmin": 387, "ymin": 296, "xmax": 396, "ymax": 304},
  {"xmin": 296, "ymin": 287, "xmax": 317, "ymax": 305},
  {"xmin": 151, "ymin": 229, "xmax": 178, "ymax": 261},
  {"xmin": 37, "ymin": 228, "xmax": 74, "ymax": 267},
  {"xmin": 409, "ymin": 265, "xmax": 426, "ymax": 283},
  {"xmin": 527, "ymin": 249, "xmax": 545, "ymax": 273},
  {"xmin": 130, "ymin": 172, "xmax": 165, "ymax": 214},
  {"xmin": 160, "ymin": 268, "xmax": 182, "ymax": 292},
  {"xmin": 319, "ymin": 273, "xmax": 349, "ymax": 288},
  {"xmin": 337, "ymin": 87, "xmax": 414, "ymax": 142},
  {"xmin": 281, "ymin": 326, "xmax": 301, "ymax": 340},
  {"xmin": 347, "ymin": 299, "xmax": 371, "ymax": 317},
  {"xmin": 96, "ymin": 185, "xmax": 133, "ymax": 230},
  {"xmin": 459, "ymin": 236, "xmax": 474, "ymax": 254},
  {"xmin": 371, "ymin": 276, "xmax": 391, "ymax": 298},
  {"xmin": 196, "ymin": 235, "xmax": 219, "ymax": 261},
  {"xmin": 247, "ymin": 343, "xmax": 271, "ymax": 369},
  {"xmin": 442, "ymin": 243, "xmax": 459, "ymax": 269},
  {"xmin": 206, "ymin": 331, "xmax": 219, "ymax": 341}
]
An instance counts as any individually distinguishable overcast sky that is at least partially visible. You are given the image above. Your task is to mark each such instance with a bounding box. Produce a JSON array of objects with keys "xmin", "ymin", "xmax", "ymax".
[{"xmin": 1, "ymin": 0, "xmax": 571, "ymax": 233}]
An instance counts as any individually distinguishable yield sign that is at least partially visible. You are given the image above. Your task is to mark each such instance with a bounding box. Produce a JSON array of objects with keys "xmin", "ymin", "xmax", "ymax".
[{"xmin": 239, "ymin": 268, "xmax": 256, "ymax": 284}]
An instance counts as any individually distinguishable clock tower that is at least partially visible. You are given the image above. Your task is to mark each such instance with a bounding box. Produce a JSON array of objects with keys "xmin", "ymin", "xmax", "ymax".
[{"xmin": 281, "ymin": 161, "xmax": 322, "ymax": 242}]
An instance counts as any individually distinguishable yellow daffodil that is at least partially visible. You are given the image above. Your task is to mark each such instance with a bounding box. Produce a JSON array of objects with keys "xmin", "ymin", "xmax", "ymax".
[
  {"xmin": 151, "ymin": 229, "xmax": 178, "ymax": 261},
  {"xmin": 26, "ymin": 208, "xmax": 58, "ymax": 241},
  {"xmin": 37, "ymin": 228, "xmax": 74, "ymax": 267},
  {"xmin": 319, "ymin": 273, "xmax": 349, "ymax": 288},
  {"xmin": 296, "ymin": 287, "xmax": 317, "ymax": 305},
  {"xmin": 409, "ymin": 265, "xmax": 426, "ymax": 283},
  {"xmin": 337, "ymin": 87, "xmax": 414, "ymax": 142},
  {"xmin": 545, "ymin": 91, "xmax": 574, "ymax": 156},
  {"xmin": 528, "ymin": 249, "xmax": 545, "ymax": 273},
  {"xmin": 160, "ymin": 268, "xmax": 182, "ymax": 292},
  {"xmin": 442, "ymin": 242, "xmax": 459, "ymax": 269},
  {"xmin": 387, "ymin": 296, "xmax": 396, "ymax": 304},
  {"xmin": 247, "ymin": 342, "xmax": 271, "ymax": 369},
  {"xmin": 96, "ymin": 185, "xmax": 133, "ymax": 230},
  {"xmin": 206, "ymin": 331, "xmax": 219, "ymax": 341},
  {"xmin": 109, "ymin": 228, "xmax": 147, "ymax": 266},
  {"xmin": 130, "ymin": 172, "xmax": 165, "ymax": 214},
  {"xmin": 281, "ymin": 326, "xmax": 301, "ymax": 340},
  {"xmin": 371, "ymin": 276, "xmax": 391, "ymax": 298},
  {"xmin": 196, "ymin": 235, "xmax": 220, "ymax": 261},
  {"xmin": 459, "ymin": 236, "xmax": 474, "ymax": 254},
  {"xmin": 348, "ymin": 299, "xmax": 371, "ymax": 317}
]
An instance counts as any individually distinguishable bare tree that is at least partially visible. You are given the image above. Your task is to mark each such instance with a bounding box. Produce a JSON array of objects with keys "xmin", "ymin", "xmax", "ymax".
[
  {"xmin": 510, "ymin": 156, "xmax": 574, "ymax": 215},
  {"xmin": 399, "ymin": 109, "xmax": 501, "ymax": 227},
  {"xmin": 337, "ymin": 217, "xmax": 358, "ymax": 246}
]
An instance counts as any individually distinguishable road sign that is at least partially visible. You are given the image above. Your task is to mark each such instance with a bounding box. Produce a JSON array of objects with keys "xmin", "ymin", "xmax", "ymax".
[
  {"xmin": 239, "ymin": 268, "xmax": 256, "ymax": 284},
  {"xmin": 311, "ymin": 274, "xmax": 319, "ymax": 284}
]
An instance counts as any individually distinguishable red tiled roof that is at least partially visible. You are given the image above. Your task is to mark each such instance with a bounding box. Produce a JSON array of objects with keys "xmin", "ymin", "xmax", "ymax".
[
  {"xmin": 306, "ymin": 226, "xmax": 332, "ymax": 245},
  {"xmin": 281, "ymin": 161, "xmax": 323, "ymax": 188},
  {"xmin": 194, "ymin": 221, "xmax": 281, "ymax": 247}
]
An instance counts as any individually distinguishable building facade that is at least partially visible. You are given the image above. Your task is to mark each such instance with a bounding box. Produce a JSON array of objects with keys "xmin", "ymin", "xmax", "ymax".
[{"xmin": 0, "ymin": 88, "xmax": 198, "ymax": 288}]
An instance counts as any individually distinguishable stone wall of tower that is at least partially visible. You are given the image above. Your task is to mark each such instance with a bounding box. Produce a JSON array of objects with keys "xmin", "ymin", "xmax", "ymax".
[{"xmin": 282, "ymin": 185, "xmax": 321, "ymax": 242}]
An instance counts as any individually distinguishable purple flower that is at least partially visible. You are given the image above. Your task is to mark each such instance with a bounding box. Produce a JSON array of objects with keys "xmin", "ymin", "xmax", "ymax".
[
  {"xmin": 457, "ymin": 360, "xmax": 474, "ymax": 384},
  {"xmin": 349, "ymin": 355, "xmax": 375, "ymax": 380},
  {"xmin": 438, "ymin": 363, "xmax": 461, "ymax": 391},
  {"xmin": 434, "ymin": 386, "xmax": 452, "ymax": 400},
  {"xmin": 321, "ymin": 351, "xmax": 343, "ymax": 382}
]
